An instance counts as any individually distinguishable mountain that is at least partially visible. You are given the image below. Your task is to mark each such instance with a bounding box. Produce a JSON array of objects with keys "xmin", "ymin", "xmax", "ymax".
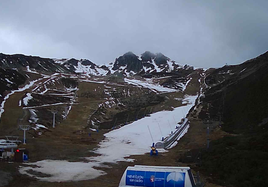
[
  {"xmin": 196, "ymin": 51, "xmax": 268, "ymax": 186},
  {"xmin": 1, "ymin": 50, "xmax": 268, "ymax": 186},
  {"xmin": 0, "ymin": 51, "xmax": 194, "ymax": 78},
  {"xmin": 200, "ymin": 51, "xmax": 268, "ymax": 133},
  {"xmin": 0, "ymin": 53, "xmax": 70, "ymax": 74},
  {"xmin": 0, "ymin": 52, "xmax": 197, "ymax": 99},
  {"xmin": 54, "ymin": 58, "xmax": 110, "ymax": 76},
  {"xmin": 0, "ymin": 67, "xmax": 26, "ymax": 99},
  {"xmin": 0, "ymin": 51, "xmax": 200, "ymax": 131},
  {"xmin": 111, "ymin": 51, "xmax": 193, "ymax": 76}
]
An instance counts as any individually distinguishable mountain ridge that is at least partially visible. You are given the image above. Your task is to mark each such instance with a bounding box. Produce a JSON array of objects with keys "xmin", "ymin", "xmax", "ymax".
[{"xmin": 0, "ymin": 51, "xmax": 193, "ymax": 77}]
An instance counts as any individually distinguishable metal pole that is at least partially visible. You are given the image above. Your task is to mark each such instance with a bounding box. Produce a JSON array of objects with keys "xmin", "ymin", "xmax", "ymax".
[
  {"xmin": 64, "ymin": 106, "xmax": 68, "ymax": 119},
  {"xmin": 125, "ymin": 113, "xmax": 129, "ymax": 125},
  {"xmin": 23, "ymin": 130, "xmax": 26, "ymax": 144},
  {"xmin": 207, "ymin": 125, "xmax": 210, "ymax": 149},
  {"xmin": 147, "ymin": 125, "xmax": 154, "ymax": 143},
  {"xmin": 53, "ymin": 112, "xmax": 56, "ymax": 128}
]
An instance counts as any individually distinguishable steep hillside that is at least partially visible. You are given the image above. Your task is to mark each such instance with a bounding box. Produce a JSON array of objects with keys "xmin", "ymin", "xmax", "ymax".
[
  {"xmin": 0, "ymin": 53, "xmax": 71, "ymax": 74},
  {"xmin": 201, "ymin": 51, "xmax": 268, "ymax": 133},
  {"xmin": 196, "ymin": 51, "xmax": 268, "ymax": 187},
  {"xmin": 0, "ymin": 67, "xmax": 26, "ymax": 98}
]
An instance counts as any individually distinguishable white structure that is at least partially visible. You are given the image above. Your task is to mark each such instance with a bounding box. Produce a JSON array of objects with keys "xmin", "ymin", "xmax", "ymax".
[
  {"xmin": 119, "ymin": 165, "xmax": 196, "ymax": 187},
  {"xmin": 52, "ymin": 110, "xmax": 57, "ymax": 128},
  {"xmin": 0, "ymin": 139, "xmax": 18, "ymax": 159},
  {"xmin": 0, "ymin": 139, "xmax": 18, "ymax": 149},
  {"xmin": 19, "ymin": 125, "xmax": 31, "ymax": 144}
]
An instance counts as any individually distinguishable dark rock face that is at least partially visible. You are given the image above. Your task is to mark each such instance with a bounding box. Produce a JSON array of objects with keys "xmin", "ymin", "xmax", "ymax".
[
  {"xmin": 60, "ymin": 78, "xmax": 78, "ymax": 88},
  {"xmin": 112, "ymin": 52, "xmax": 143, "ymax": 73},
  {"xmin": 111, "ymin": 51, "xmax": 192, "ymax": 76},
  {"xmin": 64, "ymin": 58, "xmax": 79, "ymax": 66},
  {"xmin": 197, "ymin": 51, "xmax": 268, "ymax": 187},
  {"xmin": 201, "ymin": 51, "xmax": 268, "ymax": 133},
  {"xmin": 154, "ymin": 53, "xmax": 170, "ymax": 66},
  {"xmin": 141, "ymin": 51, "xmax": 156, "ymax": 62},
  {"xmin": 81, "ymin": 59, "xmax": 95, "ymax": 67},
  {"xmin": 0, "ymin": 67, "xmax": 26, "ymax": 98}
]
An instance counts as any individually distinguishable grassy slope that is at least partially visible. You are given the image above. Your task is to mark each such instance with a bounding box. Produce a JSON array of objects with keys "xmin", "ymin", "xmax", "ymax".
[
  {"xmin": 198, "ymin": 53, "xmax": 268, "ymax": 187},
  {"xmin": 0, "ymin": 73, "xmax": 207, "ymax": 187}
]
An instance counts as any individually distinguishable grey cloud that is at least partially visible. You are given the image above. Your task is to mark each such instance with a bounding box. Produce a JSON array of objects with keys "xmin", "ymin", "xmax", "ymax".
[{"xmin": 0, "ymin": 0, "xmax": 268, "ymax": 68}]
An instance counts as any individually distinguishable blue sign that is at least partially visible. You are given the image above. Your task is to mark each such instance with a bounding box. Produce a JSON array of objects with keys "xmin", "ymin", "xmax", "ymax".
[{"xmin": 126, "ymin": 170, "xmax": 185, "ymax": 187}]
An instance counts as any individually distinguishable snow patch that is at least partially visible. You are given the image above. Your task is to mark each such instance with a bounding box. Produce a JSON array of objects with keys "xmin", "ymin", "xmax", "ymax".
[
  {"xmin": 23, "ymin": 93, "xmax": 33, "ymax": 106},
  {"xmin": 0, "ymin": 78, "xmax": 43, "ymax": 118},
  {"xmin": 124, "ymin": 78, "xmax": 177, "ymax": 93},
  {"xmin": 19, "ymin": 160, "xmax": 105, "ymax": 182},
  {"xmin": 19, "ymin": 95, "xmax": 197, "ymax": 182}
]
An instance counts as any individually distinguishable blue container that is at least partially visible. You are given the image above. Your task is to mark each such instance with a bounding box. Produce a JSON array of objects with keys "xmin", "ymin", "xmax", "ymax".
[{"xmin": 119, "ymin": 165, "xmax": 196, "ymax": 187}]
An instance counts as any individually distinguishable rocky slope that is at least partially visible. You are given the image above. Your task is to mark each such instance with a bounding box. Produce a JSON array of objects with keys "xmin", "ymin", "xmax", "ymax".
[
  {"xmin": 0, "ymin": 53, "xmax": 70, "ymax": 74},
  {"xmin": 111, "ymin": 51, "xmax": 194, "ymax": 76},
  {"xmin": 195, "ymin": 51, "xmax": 268, "ymax": 187}
]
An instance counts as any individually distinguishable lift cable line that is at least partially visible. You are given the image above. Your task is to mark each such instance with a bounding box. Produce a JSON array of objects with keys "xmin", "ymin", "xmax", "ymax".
[{"xmin": 147, "ymin": 125, "xmax": 154, "ymax": 143}]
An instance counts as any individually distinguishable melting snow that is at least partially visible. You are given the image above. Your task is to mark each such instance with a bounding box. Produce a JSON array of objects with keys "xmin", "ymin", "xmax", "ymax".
[
  {"xmin": 23, "ymin": 93, "xmax": 33, "ymax": 106},
  {"xmin": 19, "ymin": 95, "xmax": 197, "ymax": 182},
  {"xmin": 19, "ymin": 160, "xmax": 105, "ymax": 182},
  {"xmin": 124, "ymin": 78, "xmax": 177, "ymax": 93},
  {"xmin": 0, "ymin": 78, "xmax": 43, "ymax": 118},
  {"xmin": 5, "ymin": 78, "xmax": 14, "ymax": 84},
  {"xmin": 182, "ymin": 78, "xmax": 192, "ymax": 92}
]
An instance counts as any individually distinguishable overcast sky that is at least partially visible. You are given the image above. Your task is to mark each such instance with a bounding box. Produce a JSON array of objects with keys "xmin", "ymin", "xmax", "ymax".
[{"xmin": 0, "ymin": 0, "xmax": 268, "ymax": 68}]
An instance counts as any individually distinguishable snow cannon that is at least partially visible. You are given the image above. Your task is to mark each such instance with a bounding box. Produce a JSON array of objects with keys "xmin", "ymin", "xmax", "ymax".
[
  {"xmin": 118, "ymin": 165, "xmax": 197, "ymax": 187},
  {"xmin": 150, "ymin": 143, "xmax": 158, "ymax": 156}
]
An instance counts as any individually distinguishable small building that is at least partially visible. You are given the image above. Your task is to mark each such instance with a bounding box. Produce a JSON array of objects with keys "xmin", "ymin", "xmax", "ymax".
[
  {"xmin": 0, "ymin": 139, "xmax": 18, "ymax": 160},
  {"xmin": 119, "ymin": 165, "xmax": 197, "ymax": 187}
]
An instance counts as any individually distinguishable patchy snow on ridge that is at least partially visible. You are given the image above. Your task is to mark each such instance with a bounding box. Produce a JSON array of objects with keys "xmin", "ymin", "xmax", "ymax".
[
  {"xmin": 124, "ymin": 78, "xmax": 177, "ymax": 93},
  {"xmin": 23, "ymin": 93, "xmax": 33, "ymax": 106},
  {"xmin": 26, "ymin": 66, "xmax": 39, "ymax": 74},
  {"xmin": 182, "ymin": 77, "xmax": 192, "ymax": 92},
  {"xmin": 0, "ymin": 77, "xmax": 45, "ymax": 118},
  {"xmin": 19, "ymin": 95, "xmax": 197, "ymax": 182},
  {"xmin": 74, "ymin": 61, "xmax": 109, "ymax": 76}
]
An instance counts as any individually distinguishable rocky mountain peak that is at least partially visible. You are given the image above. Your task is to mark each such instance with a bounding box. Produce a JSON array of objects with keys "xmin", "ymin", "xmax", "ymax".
[
  {"xmin": 141, "ymin": 51, "xmax": 156, "ymax": 62},
  {"xmin": 111, "ymin": 51, "xmax": 185, "ymax": 76},
  {"xmin": 154, "ymin": 53, "xmax": 170, "ymax": 66},
  {"xmin": 112, "ymin": 52, "xmax": 142, "ymax": 73}
]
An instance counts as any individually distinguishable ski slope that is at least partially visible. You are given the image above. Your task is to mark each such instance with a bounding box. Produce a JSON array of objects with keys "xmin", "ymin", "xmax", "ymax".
[{"xmin": 19, "ymin": 95, "xmax": 197, "ymax": 182}]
